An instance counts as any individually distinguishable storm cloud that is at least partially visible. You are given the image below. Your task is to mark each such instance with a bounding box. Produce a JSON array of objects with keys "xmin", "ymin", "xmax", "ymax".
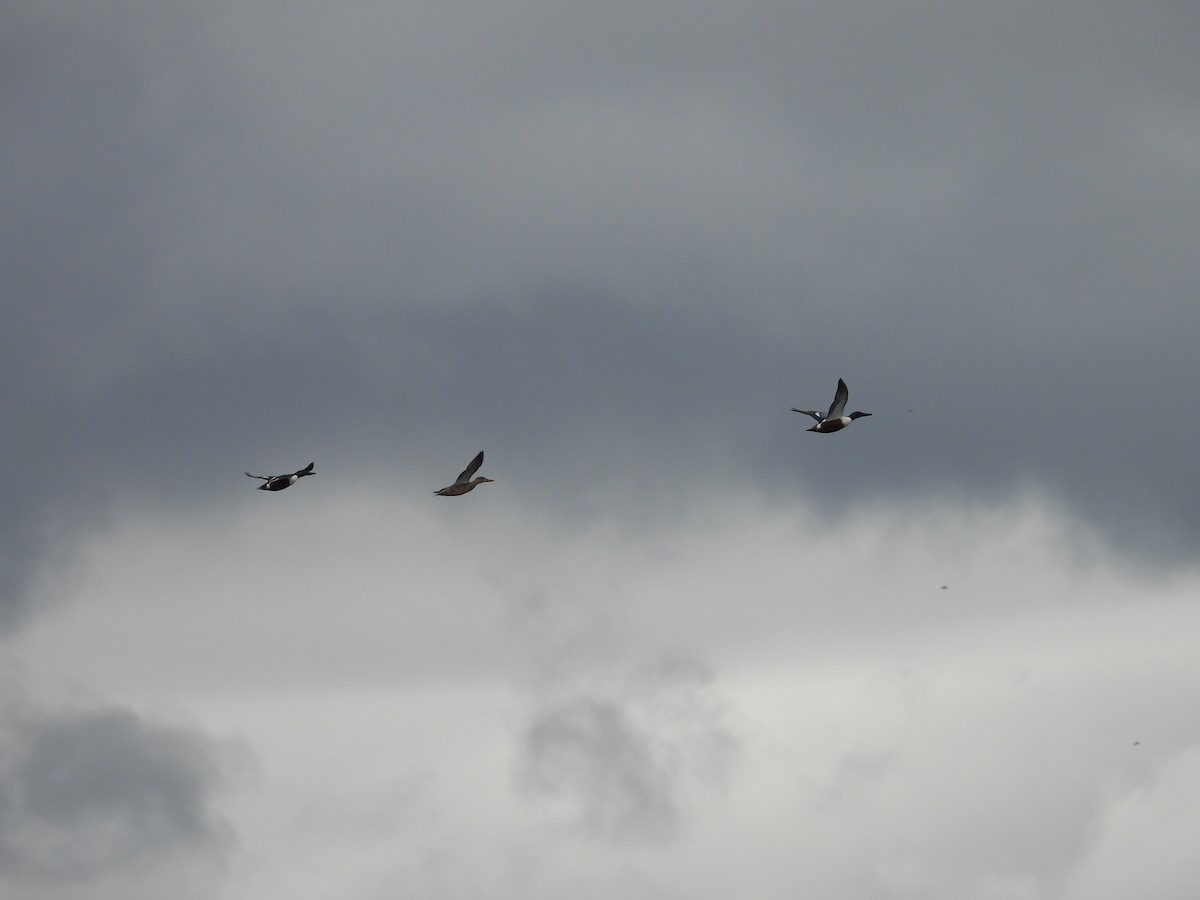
[
  {"xmin": 4, "ymin": 0, "xmax": 1200, "ymax": 624},
  {"xmin": 4, "ymin": 0, "xmax": 1200, "ymax": 897},
  {"xmin": 0, "ymin": 689, "xmax": 234, "ymax": 899},
  {"xmin": 517, "ymin": 656, "xmax": 737, "ymax": 839}
]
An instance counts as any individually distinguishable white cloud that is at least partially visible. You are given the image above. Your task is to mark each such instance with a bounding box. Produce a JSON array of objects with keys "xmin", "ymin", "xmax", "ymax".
[
  {"xmin": 13, "ymin": 485, "xmax": 1200, "ymax": 898},
  {"xmin": 1063, "ymin": 748, "xmax": 1200, "ymax": 900}
]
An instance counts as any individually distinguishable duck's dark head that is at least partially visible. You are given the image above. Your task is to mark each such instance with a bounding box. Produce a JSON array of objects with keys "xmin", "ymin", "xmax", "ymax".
[
  {"xmin": 849, "ymin": 411, "xmax": 872, "ymax": 420},
  {"xmin": 474, "ymin": 477, "xmax": 494, "ymax": 485}
]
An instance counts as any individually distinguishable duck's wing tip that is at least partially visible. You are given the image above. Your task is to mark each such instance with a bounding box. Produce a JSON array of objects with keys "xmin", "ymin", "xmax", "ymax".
[{"xmin": 827, "ymin": 379, "xmax": 849, "ymax": 418}]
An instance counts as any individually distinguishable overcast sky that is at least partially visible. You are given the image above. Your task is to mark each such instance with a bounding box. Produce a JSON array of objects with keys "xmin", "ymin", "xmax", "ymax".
[{"xmin": 4, "ymin": 1, "xmax": 1200, "ymax": 897}]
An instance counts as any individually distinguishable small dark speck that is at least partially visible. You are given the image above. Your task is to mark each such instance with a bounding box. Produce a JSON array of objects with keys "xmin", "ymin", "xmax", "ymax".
[
  {"xmin": 940, "ymin": 585, "xmax": 948, "ymax": 590},
  {"xmin": 1133, "ymin": 741, "xmax": 1140, "ymax": 746}
]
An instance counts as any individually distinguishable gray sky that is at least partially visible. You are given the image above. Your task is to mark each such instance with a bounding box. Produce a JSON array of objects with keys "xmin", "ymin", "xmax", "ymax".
[{"xmin": 4, "ymin": 1, "xmax": 1200, "ymax": 897}]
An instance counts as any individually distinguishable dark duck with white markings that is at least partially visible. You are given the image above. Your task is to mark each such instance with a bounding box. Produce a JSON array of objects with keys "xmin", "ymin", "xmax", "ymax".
[
  {"xmin": 245, "ymin": 461, "xmax": 315, "ymax": 491},
  {"xmin": 792, "ymin": 379, "xmax": 872, "ymax": 433}
]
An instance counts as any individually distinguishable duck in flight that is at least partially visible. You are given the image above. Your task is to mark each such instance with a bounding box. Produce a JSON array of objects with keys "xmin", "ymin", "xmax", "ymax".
[
  {"xmin": 245, "ymin": 461, "xmax": 315, "ymax": 491},
  {"xmin": 435, "ymin": 451, "xmax": 493, "ymax": 496},
  {"xmin": 792, "ymin": 379, "xmax": 872, "ymax": 433}
]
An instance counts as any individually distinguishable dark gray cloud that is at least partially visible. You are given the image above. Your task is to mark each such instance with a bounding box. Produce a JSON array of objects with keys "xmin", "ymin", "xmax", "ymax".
[
  {"xmin": 519, "ymin": 697, "xmax": 679, "ymax": 838},
  {"xmin": 516, "ymin": 656, "xmax": 737, "ymax": 840},
  {"xmin": 0, "ymin": 687, "xmax": 234, "ymax": 897},
  {"xmin": 4, "ymin": 0, "xmax": 1200, "ymax": 630},
  {"xmin": 5, "ymin": 5, "xmax": 1200, "ymax": 897}
]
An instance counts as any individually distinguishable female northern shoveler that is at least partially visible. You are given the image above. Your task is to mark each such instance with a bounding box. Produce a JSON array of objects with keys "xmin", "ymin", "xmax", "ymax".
[
  {"xmin": 435, "ymin": 451, "xmax": 493, "ymax": 496},
  {"xmin": 792, "ymin": 379, "xmax": 872, "ymax": 433},
  {"xmin": 245, "ymin": 461, "xmax": 315, "ymax": 491}
]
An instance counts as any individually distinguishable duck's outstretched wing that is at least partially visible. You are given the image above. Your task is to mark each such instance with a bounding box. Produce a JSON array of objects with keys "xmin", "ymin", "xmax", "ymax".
[
  {"xmin": 245, "ymin": 471, "xmax": 270, "ymax": 481},
  {"xmin": 293, "ymin": 462, "xmax": 315, "ymax": 477},
  {"xmin": 826, "ymin": 378, "xmax": 849, "ymax": 420},
  {"xmin": 454, "ymin": 451, "xmax": 485, "ymax": 484},
  {"xmin": 791, "ymin": 408, "xmax": 825, "ymax": 423}
]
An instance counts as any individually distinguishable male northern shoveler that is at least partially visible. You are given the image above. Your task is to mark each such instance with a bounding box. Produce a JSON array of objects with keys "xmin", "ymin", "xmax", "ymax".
[
  {"xmin": 245, "ymin": 461, "xmax": 315, "ymax": 491},
  {"xmin": 791, "ymin": 379, "xmax": 872, "ymax": 433},
  {"xmin": 435, "ymin": 451, "xmax": 493, "ymax": 496}
]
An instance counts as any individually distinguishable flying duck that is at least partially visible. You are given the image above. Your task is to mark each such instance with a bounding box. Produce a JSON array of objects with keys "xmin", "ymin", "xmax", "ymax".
[
  {"xmin": 792, "ymin": 378, "xmax": 872, "ymax": 433},
  {"xmin": 435, "ymin": 451, "xmax": 493, "ymax": 496},
  {"xmin": 245, "ymin": 461, "xmax": 315, "ymax": 491}
]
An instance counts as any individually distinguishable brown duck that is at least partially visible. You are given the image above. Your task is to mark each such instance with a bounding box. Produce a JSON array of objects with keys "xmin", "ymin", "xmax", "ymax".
[{"xmin": 435, "ymin": 451, "xmax": 493, "ymax": 496}]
